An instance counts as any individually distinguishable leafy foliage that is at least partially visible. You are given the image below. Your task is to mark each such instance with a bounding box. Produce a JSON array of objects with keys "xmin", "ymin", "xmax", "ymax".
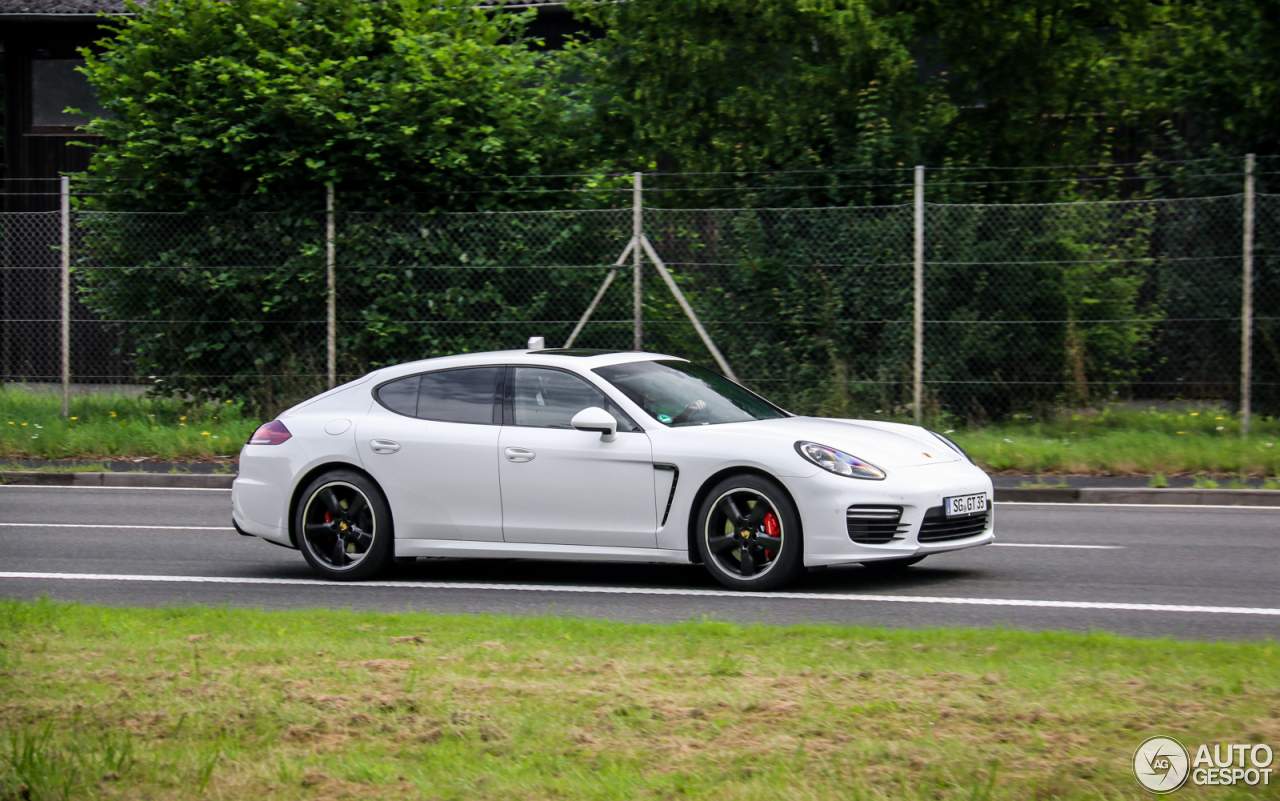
[{"xmin": 80, "ymin": 0, "xmax": 588, "ymax": 212}]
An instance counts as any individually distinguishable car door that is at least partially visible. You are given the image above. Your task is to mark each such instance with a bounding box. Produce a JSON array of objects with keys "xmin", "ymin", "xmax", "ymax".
[
  {"xmin": 498, "ymin": 366, "xmax": 657, "ymax": 548},
  {"xmin": 356, "ymin": 366, "xmax": 504, "ymax": 542}
]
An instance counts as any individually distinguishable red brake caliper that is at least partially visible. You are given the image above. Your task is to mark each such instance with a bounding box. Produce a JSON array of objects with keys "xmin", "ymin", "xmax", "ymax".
[
  {"xmin": 324, "ymin": 510, "xmax": 335, "ymax": 543},
  {"xmin": 763, "ymin": 511, "xmax": 780, "ymax": 560}
]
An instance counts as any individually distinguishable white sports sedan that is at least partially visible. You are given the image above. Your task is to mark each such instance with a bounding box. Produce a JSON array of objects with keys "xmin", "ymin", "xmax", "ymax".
[{"xmin": 233, "ymin": 347, "xmax": 993, "ymax": 590}]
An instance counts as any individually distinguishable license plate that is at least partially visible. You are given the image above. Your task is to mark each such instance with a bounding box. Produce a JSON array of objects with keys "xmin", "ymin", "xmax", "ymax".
[{"xmin": 944, "ymin": 493, "xmax": 988, "ymax": 517}]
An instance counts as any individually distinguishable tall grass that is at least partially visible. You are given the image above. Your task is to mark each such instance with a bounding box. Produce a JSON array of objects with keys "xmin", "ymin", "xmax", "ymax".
[
  {"xmin": 4, "ymin": 388, "xmax": 1279, "ymax": 474},
  {"xmin": 950, "ymin": 407, "xmax": 1280, "ymax": 475},
  {"xmin": 0, "ymin": 388, "xmax": 256, "ymax": 460}
]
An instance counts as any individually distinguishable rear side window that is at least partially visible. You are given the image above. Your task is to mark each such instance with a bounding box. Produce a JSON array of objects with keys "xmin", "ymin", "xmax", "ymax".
[
  {"xmin": 376, "ymin": 375, "xmax": 419, "ymax": 416},
  {"xmin": 375, "ymin": 367, "xmax": 501, "ymax": 424},
  {"xmin": 417, "ymin": 367, "xmax": 501, "ymax": 424}
]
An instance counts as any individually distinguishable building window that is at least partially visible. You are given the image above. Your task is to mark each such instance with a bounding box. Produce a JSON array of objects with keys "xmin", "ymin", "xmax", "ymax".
[{"xmin": 30, "ymin": 59, "xmax": 111, "ymax": 130}]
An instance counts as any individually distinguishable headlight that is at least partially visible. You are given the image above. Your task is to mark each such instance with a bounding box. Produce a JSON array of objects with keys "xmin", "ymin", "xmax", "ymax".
[
  {"xmin": 794, "ymin": 441, "xmax": 886, "ymax": 480},
  {"xmin": 928, "ymin": 429, "xmax": 972, "ymax": 462}
]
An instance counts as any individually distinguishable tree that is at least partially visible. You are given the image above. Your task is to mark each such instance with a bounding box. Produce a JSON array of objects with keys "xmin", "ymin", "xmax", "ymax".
[
  {"xmin": 74, "ymin": 0, "xmax": 606, "ymax": 412},
  {"xmin": 80, "ymin": 0, "xmax": 587, "ymax": 212}
]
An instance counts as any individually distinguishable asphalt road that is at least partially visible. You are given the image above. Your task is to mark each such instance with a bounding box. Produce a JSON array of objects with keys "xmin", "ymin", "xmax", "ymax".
[{"xmin": 1, "ymin": 485, "xmax": 1277, "ymax": 640}]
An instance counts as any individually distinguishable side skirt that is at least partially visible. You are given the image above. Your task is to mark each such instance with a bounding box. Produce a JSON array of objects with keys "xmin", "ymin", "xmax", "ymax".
[{"xmin": 394, "ymin": 539, "xmax": 692, "ymax": 564}]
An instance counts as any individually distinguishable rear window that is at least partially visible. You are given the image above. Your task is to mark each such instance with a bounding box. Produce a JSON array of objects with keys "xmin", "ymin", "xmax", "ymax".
[
  {"xmin": 375, "ymin": 367, "xmax": 501, "ymax": 424},
  {"xmin": 417, "ymin": 367, "xmax": 501, "ymax": 424}
]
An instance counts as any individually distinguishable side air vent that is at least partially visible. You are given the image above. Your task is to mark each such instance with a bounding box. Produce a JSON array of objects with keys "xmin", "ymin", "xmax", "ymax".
[
  {"xmin": 846, "ymin": 505, "xmax": 907, "ymax": 544},
  {"xmin": 655, "ymin": 464, "xmax": 679, "ymax": 528}
]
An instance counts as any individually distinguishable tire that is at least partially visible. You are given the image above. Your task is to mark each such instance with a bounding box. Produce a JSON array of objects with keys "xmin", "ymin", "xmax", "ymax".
[
  {"xmin": 860, "ymin": 555, "xmax": 925, "ymax": 573},
  {"xmin": 695, "ymin": 474, "xmax": 803, "ymax": 591},
  {"xmin": 294, "ymin": 470, "xmax": 394, "ymax": 581}
]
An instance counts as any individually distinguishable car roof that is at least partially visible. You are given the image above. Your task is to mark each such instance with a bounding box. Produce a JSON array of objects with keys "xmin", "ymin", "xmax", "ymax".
[{"xmin": 367, "ymin": 348, "xmax": 684, "ymax": 382}]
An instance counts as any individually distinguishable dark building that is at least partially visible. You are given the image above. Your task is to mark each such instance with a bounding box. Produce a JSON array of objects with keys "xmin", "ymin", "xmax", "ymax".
[{"xmin": 2, "ymin": 0, "xmax": 120, "ymax": 213}]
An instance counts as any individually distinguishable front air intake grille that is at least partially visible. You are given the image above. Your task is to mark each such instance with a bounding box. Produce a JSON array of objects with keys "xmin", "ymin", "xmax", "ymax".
[
  {"xmin": 846, "ymin": 505, "xmax": 908, "ymax": 544},
  {"xmin": 918, "ymin": 505, "xmax": 990, "ymax": 542}
]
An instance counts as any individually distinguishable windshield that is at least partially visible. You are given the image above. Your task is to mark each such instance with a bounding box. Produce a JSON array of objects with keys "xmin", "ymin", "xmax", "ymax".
[{"xmin": 593, "ymin": 360, "xmax": 788, "ymax": 427}]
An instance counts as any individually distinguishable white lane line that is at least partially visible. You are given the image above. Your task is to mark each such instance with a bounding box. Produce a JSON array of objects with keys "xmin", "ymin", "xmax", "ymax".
[
  {"xmin": 992, "ymin": 543, "xmax": 1122, "ymax": 549},
  {"xmin": 0, "ymin": 485, "xmax": 230, "ymax": 492},
  {"xmin": 2, "ymin": 571, "xmax": 1276, "ymax": 617},
  {"xmin": 0, "ymin": 524, "xmax": 1119, "ymax": 548},
  {"xmin": 998, "ymin": 501, "xmax": 1280, "ymax": 511},
  {"xmin": 0, "ymin": 523, "xmax": 232, "ymax": 531}
]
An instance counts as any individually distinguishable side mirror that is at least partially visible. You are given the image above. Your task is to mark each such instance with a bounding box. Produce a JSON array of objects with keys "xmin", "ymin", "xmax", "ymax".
[{"xmin": 571, "ymin": 406, "xmax": 618, "ymax": 442}]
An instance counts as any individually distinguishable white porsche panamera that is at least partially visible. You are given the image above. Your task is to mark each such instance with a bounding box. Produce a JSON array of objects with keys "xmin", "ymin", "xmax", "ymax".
[{"xmin": 232, "ymin": 347, "xmax": 993, "ymax": 590}]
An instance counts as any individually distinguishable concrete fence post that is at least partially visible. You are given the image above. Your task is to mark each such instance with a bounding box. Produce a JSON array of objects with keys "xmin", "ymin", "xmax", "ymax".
[
  {"xmin": 60, "ymin": 175, "xmax": 71, "ymax": 418},
  {"xmin": 1242, "ymin": 154, "xmax": 1256, "ymax": 436},
  {"xmin": 326, "ymin": 183, "xmax": 336, "ymax": 390},
  {"xmin": 913, "ymin": 166, "xmax": 925, "ymax": 425}
]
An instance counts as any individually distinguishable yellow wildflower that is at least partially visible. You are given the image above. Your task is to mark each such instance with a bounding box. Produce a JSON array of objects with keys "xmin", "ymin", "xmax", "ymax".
[{"xmin": 201, "ymin": 431, "xmax": 211, "ymax": 436}]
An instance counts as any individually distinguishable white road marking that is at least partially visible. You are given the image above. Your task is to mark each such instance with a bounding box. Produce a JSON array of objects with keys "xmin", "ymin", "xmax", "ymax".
[
  {"xmin": 991, "ymin": 543, "xmax": 1122, "ymax": 549},
  {"xmin": 997, "ymin": 501, "xmax": 1280, "ymax": 511},
  {"xmin": 0, "ymin": 485, "xmax": 230, "ymax": 492},
  {"xmin": 0, "ymin": 486, "xmax": 1275, "ymax": 508},
  {"xmin": 0, "ymin": 522, "xmax": 1120, "ymax": 546},
  {"xmin": 0, "ymin": 523, "xmax": 233, "ymax": 531},
  {"xmin": 1, "ymin": 571, "xmax": 1276, "ymax": 617}
]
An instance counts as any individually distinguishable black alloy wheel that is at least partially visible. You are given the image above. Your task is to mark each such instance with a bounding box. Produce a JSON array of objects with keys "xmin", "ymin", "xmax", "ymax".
[
  {"xmin": 696, "ymin": 474, "xmax": 803, "ymax": 591},
  {"xmin": 295, "ymin": 470, "xmax": 393, "ymax": 581}
]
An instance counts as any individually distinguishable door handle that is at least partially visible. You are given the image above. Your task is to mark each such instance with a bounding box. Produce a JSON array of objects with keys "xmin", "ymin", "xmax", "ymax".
[
  {"xmin": 504, "ymin": 447, "xmax": 535, "ymax": 463},
  {"xmin": 370, "ymin": 439, "xmax": 401, "ymax": 454}
]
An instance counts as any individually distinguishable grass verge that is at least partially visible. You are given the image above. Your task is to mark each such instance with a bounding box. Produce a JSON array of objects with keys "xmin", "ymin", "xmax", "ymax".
[
  {"xmin": 1, "ymin": 599, "xmax": 1276, "ymax": 800},
  {"xmin": 0, "ymin": 390, "xmax": 254, "ymax": 461},
  {"xmin": 950, "ymin": 407, "xmax": 1280, "ymax": 476},
  {"xmin": 5, "ymin": 388, "xmax": 1280, "ymax": 475}
]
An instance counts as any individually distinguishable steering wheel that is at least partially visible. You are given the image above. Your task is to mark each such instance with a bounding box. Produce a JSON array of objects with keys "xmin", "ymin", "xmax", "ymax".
[{"xmin": 671, "ymin": 399, "xmax": 708, "ymax": 425}]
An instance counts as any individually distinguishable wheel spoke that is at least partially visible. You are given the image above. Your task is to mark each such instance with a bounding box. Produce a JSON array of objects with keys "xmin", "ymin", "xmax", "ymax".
[
  {"xmin": 720, "ymin": 495, "xmax": 746, "ymax": 525},
  {"xmin": 319, "ymin": 488, "xmax": 342, "ymax": 515},
  {"xmin": 349, "ymin": 525, "xmax": 373, "ymax": 548},
  {"xmin": 304, "ymin": 522, "xmax": 334, "ymax": 539},
  {"xmin": 330, "ymin": 537, "xmax": 347, "ymax": 566},
  {"xmin": 745, "ymin": 501, "xmax": 768, "ymax": 526},
  {"xmin": 739, "ymin": 544, "xmax": 756, "ymax": 576},
  {"xmin": 707, "ymin": 533, "xmax": 739, "ymax": 554},
  {"xmin": 756, "ymin": 534, "xmax": 783, "ymax": 553},
  {"xmin": 345, "ymin": 493, "xmax": 368, "ymax": 517}
]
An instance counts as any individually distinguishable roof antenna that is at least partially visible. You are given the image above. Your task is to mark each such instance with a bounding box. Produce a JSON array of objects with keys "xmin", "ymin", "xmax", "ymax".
[{"xmin": 527, "ymin": 336, "xmax": 545, "ymax": 350}]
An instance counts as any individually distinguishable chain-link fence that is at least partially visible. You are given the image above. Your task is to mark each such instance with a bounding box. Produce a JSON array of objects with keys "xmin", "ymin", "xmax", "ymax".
[{"xmin": 2, "ymin": 187, "xmax": 1278, "ymax": 421}]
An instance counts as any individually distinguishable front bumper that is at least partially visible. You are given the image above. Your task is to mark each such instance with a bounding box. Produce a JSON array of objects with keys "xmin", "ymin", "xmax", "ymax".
[{"xmin": 782, "ymin": 459, "xmax": 995, "ymax": 567}]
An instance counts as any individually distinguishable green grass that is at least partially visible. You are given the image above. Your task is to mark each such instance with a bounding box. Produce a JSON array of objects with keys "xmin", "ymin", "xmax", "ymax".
[
  {"xmin": 4, "ymin": 388, "xmax": 1280, "ymax": 476},
  {"xmin": 0, "ymin": 599, "xmax": 1277, "ymax": 800},
  {"xmin": 0, "ymin": 389, "xmax": 255, "ymax": 461},
  {"xmin": 950, "ymin": 407, "xmax": 1280, "ymax": 476}
]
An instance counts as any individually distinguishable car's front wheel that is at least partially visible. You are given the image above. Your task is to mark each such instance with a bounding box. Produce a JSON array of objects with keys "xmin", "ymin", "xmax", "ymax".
[
  {"xmin": 295, "ymin": 470, "xmax": 393, "ymax": 581},
  {"xmin": 696, "ymin": 474, "xmax": 803, "ymax": 591}
]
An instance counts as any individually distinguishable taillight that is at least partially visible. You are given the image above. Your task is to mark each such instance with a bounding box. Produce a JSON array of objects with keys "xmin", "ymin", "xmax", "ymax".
[{"xmin": 248, "ymin": 420, "xmax": 292, "ymax": 446}]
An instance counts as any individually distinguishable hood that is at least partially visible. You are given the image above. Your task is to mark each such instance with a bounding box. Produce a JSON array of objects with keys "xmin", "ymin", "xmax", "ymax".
[{"xmin": 707, "ymin": 416, "xmax": 962, "ymax": 468}]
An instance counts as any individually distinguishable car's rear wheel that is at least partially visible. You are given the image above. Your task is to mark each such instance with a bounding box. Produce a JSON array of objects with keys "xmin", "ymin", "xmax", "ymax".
[
  {"xmin": 295, "ymin": 470, "xmax": 393, "ymax": 581},
  {"xmin": 861, "ymin": 555, "xmax": 925, "ymax": 573},
  {"xmin": 696, "ymin": 474, "xmax": 803, "ymax": 591}
]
